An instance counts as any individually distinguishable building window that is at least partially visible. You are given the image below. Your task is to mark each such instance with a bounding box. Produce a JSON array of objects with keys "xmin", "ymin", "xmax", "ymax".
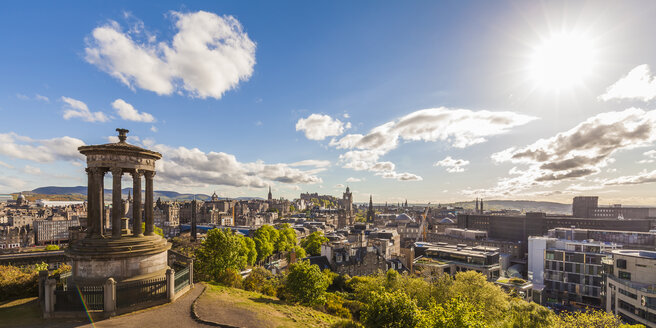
[
  {"xmin": 616, "ymin": 259, "xmax": 627, "ymax": 269},
  {"xmin": 618, "ymin": 271, "xmax": 631, "ymax": 281}
]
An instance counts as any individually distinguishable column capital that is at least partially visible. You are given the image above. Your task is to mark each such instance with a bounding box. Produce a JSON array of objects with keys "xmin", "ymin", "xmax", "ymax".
[
  {"xmin": 131, "ymin": 169, "xmax": 142, "ymax": 179},
  {"xmin": 144, "ymin": 170, "xmax": 156, "ymax": 179},
  {"xmin": 110, "ymin": 167, "xmax": 123, "ymax": 176}
]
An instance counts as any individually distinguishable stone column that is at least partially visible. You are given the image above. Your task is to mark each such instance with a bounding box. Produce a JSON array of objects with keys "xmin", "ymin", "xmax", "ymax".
[
  {"xmin": 111, "ymin": 167, "xmax": 123, "ymax": 238},
  {"xmin": 132, "ymin": 170, "xmax": 143, "ymax": 236},
  {"xmin": 144, "ymin": 171, "xmax": 155, "ymax": 236},
  {"xmin": 103, "ymin": 278, "xmax": 116, "ymax": 317},
  {"xmin": 44, "ymin": 278, "xmax": 56, "ymax": 318},
  {"xmin": 86, "ymin": 168, "xmax": 96, "ymax": 235},
  {"xmin": 166, "ymin": 268, "xmax": 175, "ymax": 301},
  {"xmin": 90, "ymin": 168, "xmax": 105, "ymax": 237}
]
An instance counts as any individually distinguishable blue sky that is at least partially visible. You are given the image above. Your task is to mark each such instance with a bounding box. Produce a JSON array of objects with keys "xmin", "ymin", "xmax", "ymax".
[{"xmin": 2, "ymin": 1, "xmax": 656, "ymax": 204}]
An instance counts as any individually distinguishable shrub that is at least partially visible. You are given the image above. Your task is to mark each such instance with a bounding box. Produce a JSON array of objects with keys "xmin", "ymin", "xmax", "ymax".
[
  {"xmin": 243, "ymin": 266, "xmax": 278, "ymax": 296},
  {"xmin": 360, "ymin": 290, "xmax": 422, "ymax": 328},
  {"xmin": 331, "ymin": 320, "xmax": 364, "ymax": 328},
  {"xmin": 0, "ymin": 265, "xmax": 39, "ymax": 301},
  {"xmin": 217, "ymin": 268, "xmax": 243, "ymax": 288},
  {"xmin": 325, "ymin": 293, "xmax": 351, "ymax": 319},
  {"xmin": 45, "ymin": 244, "xmax": 60, "ymax": 251},
  {"xmin": 283, "ymin": 260, "xmax": 330, "ymax": 306}
]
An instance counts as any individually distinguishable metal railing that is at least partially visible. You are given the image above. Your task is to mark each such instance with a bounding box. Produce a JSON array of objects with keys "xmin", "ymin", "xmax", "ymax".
[
  {"xmin": 54, "ymin": 284, "xmax": 104, "ymax": 311},
  {"xmin": 174, "ymin": 267, "xmax": 190, "ymax": 293},
  {"xmin": 116, "ymin": 276, "xmax": 167, "ymax": 309}
]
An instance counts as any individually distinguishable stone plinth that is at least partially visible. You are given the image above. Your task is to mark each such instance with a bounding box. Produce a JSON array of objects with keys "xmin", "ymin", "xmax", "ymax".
[{"xmin": 67, "ymin": 234, "xmax": 170, "ymax": 284}]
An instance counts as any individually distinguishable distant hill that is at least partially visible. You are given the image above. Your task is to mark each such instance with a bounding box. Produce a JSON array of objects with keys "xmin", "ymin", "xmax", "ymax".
[
  {"xmin": 447, "ymin": 200, "xmax": 571, "ymax": 215},
  {"xmin": 28, "ymin": 186, "xmax": 262, "ymax": 202}
]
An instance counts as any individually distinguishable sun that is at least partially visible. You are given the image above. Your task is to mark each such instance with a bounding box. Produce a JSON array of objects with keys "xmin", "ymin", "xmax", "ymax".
[{"xmin": 529, "ymin": 32, "xmax": 597, "ymax": 90}]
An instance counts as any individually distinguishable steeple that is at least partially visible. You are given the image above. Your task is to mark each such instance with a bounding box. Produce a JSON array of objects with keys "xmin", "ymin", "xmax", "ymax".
[
  {"xmin": 475, "ymin": 198, "xmax": 479, "ymax": 213},
  {"xmin": 366, "ymin": 195, "xmax": 375, "ymax": 223},
  {"xmin": 267, "ymin": 186, "xmax": 272, "ymax": 202},
  {"xmin": 480, "ymin": 198, "xmax": 484, "ymax": 214}
]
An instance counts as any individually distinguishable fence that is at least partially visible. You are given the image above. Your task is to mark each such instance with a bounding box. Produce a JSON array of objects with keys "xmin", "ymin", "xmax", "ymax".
[
  {"xmin": 53, "ymin": 284, "xmax": 104, "ymax": 312},
  {"xmin": 174, "ymin": 267, "xmax": 190, "ymax": 294},
  {"xmin": 116, "ymin": 276, "xmax": 167, "ymax": 309},
  {"xmin": 41, "ymin": 251, "xmax": 194, "ymax": 318}
]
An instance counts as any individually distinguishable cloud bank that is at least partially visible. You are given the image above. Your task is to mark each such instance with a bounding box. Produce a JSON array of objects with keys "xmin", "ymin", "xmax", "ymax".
[
  {"xmin": 85, "ymin": 11, "xmax": 256, "ymax": 99},
  {"xmin": 599, "ymin": 64, "xmax": 656, "ymax": 102},
  {"xmin": 296, "ymin": 114, "xmax": 350, "ymax": 140}
]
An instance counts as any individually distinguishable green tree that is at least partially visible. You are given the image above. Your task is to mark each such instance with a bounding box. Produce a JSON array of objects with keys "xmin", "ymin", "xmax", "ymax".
[
  {"xmin": 195, "ymin": 228, "xmax": 248, "ymax": 281},
  {"xmin": 301, "ymin": 231, "xmax": 329, "ymax": 256},
  {"xmin": 242, "ymin": 236, "xmax": 258, "ymax": 266},
  {"xmin": 275, "ymin": 224, "xmax": 297, "ymax": 253},
  {"xmin": 502, "ymin": 299, "xmax": 554, "ymax": 328},
  {"xmin": 283, "ymin": 260, "xmax": 330, "ymax": 305},
  {"xmin": 447, "ymin": 271, "xmax": 509, "ymax": 321},
  {"xmin": 254, "ymin": 225, "xmax": 279, "ymax": 262},
  {"xmin": 361, "ymin": 290, "xmax": 423, "ymax": 328},
  {"xmin": 554, "ymin": 310, "xmax": 643, "ymax": 328},
  {"xmin": 290, "ymin": 205, "xmax": 296, "ymax": 212},
  {"xmin": 421, "ymin": 298, "xmax": 487, "ymax": 328},
  {"xmin": 243, "ymin": 266, "xmax": 278, "ymax": 296}
]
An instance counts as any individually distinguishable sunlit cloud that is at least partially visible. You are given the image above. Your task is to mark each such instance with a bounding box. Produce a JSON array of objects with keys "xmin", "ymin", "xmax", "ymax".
[{"xmin": 599, "ymin": 65, "xmax": 656, "ymax": 102}]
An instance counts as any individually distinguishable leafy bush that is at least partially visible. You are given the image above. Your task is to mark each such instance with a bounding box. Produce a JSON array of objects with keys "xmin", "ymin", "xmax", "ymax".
[
  {"xmin": 283, "ymin": 260, "xmax": 330, "ymax": 305},
  {"xmin": 360, "ymin": 290, "xmax": 422, "ymax": 328},
  {"xmin": 0, "ymin": 264, "xmax": 44, "ymax": 301},
  {"xmin": 45, "ymin": 244, "xmax": 60, "ymax": 251},
  {"xmin": 331, "ymin": 320, "xmax": 364, "ymax": 328},
  {"xmin": 243, "ymin": 266, "xmax": 278, "ymax": 296},
  {"xmin": 325, "ymin": 293, "xmax": 351, "ymax": 319},
  {"xmin": 217, "ymin": 268, "xmax": 243, "ymax": 288}
]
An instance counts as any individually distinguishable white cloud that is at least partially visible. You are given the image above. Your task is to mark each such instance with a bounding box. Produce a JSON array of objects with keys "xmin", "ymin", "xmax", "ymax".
[
  {"xmin": 150, "ymin": 125, "xmax": 158, "ymax": 132},
  {"xmin": 604, "ymin": 169, "xmax": 656, "ymax": 186},
  {"xmin": 35, "ymin": 94, "xmax": 49, "ymax": 102},
  {"xmin": 289, "ymin": 159, "xmax": 331, "ymax": 168},
  {"xmin": 23, "ymin": 165, "xmax": 41, "ymax": 175},
  {"xmin": 599, "ymin": 65, "xmax": 656, "ymax": 102},
  {"xmin": 112, "ymin": 99, "xmax": 155, "ymax": 122},
  {"xmin": 346, "ymin": 177, "xmax": 362, "ymax": 183},
  {"xmin": 434, "ymin": 156, "xmax": 470, "ymax": 173},
  {"xmin": 85, "ymin": 11, "xmax": 256, "ymax": 99},
  {"xmin": 16, "ymin": 94, "xmax": 29, "ymax": 100},
  {"xmin": 296, "ymin": 114, "xmax": 350, "ymax": 140},
  {"xmin": 61, "ymin": 97, "xmax": 109, "ymax": 122},
  {"xmin": 0, "ymin": 161, "xmax": 12, "ymax": 169},
  {"xmin": 476, "ymin": 108, "xmax": 656, "ymax": 196},
  {"xmin": 335, "ymin": 184, "xmax": 345, "ymax": 188},
  {"xmin": 152, "ymin": 144, "xmax": 322, "ymax": 189},
  {"xmin": 329, "ymin": 107, "xmax": 535, "ymax": 181},
  {"xmin": 0, "ymin": 133, "xmax": 85, "ymax": 163},
  {"xmin": 0, "ymin": 175, "xmax": 25, "ymax": 192}
]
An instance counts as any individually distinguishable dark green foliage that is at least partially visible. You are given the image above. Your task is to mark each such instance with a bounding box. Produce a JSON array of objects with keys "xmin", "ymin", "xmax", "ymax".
[
  {"xmin": 243, "ymin": 266, "xmax": 278, "ymax": 296},
  {"xmin": 360, "ymin": 290, "xmax": 422, "ymax": 328},
  {"xmin": 284, "ymin": 260, "xmax": 330, "ymax": 305},
  {"xmin": 195, "ymin": 228, "xmax": 249, "ymax": 281},
  {"xmin": 217, "ymin": 268, "xmax": 243, "ymax": 288},
  {"xmin": 300, "ymin": 231, "xmax": 329, "ymax": 256},
  {"xmin": 330, "ymin": 320, "xmax": 364, "ymax": 328}
]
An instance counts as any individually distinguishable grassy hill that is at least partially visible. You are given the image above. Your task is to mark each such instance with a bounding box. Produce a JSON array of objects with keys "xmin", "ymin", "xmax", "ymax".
[
  {"xmin": 25, "ymin": 186, "xmax": 264, "ymax": 202},
  {"xmin": 197, "ymin": 284, "xmax": 342, "ymax": 327}
]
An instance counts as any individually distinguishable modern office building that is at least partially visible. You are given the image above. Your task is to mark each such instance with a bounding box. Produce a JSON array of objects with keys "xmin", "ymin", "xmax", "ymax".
[
  {"xmin": 414, "ymin": 243, "xmax": 501, "ymax": 281},
  {"xmin": 528, "ymin": 236, "xmax": 620, "ymax": 309},
  {"xmin": 605, "ymin": 250, "xmax": 656, "ymax": 327}
]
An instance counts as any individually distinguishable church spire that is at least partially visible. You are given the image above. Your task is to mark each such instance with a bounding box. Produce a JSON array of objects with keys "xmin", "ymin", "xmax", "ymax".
[{"xmin": 267, "ymin": 185, "xmax": 272, "ymax": 202}]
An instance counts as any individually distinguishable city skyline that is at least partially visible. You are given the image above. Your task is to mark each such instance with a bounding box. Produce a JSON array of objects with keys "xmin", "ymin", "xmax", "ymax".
[{"xmin": 2, "ymin": 1, "xmax": 656, "ymax": 204}]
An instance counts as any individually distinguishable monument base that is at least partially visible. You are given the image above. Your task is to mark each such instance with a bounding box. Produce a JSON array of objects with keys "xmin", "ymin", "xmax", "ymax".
[{"xmin": 67, "ymin": 234, "xmax": 171, "ymax": 284}]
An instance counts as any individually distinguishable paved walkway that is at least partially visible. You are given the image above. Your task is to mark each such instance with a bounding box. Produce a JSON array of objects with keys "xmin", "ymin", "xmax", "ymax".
[{"xmin": 80, "ymin": 285, "xmax": 209, "ymax": 328}]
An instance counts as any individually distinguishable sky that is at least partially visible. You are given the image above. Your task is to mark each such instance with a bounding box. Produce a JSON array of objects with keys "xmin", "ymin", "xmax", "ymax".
[{"xmin": 2, "ymin": 1, "xmax": 656, "ymax": 205}]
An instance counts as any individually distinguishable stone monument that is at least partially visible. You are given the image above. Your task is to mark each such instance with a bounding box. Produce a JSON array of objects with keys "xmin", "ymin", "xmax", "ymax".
[{"xmin": 67, "ymin": 128, "xmax": 170, "ymax": 284}]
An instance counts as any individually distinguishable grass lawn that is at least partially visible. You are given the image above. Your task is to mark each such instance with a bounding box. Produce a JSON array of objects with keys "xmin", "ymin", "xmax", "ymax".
[
  {"xmin": 0, "ymin": 297, "xmax": 45, "ymax": 327},
  {"xmin": 201, "ymin": 283, "xmax": 342, "ymax": 328}
]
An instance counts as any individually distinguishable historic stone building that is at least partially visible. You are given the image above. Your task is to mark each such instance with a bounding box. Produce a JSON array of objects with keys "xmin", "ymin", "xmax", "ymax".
[{"xmin": 68, "ymin": 128, "xmax": 170, "ymax": 284}]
